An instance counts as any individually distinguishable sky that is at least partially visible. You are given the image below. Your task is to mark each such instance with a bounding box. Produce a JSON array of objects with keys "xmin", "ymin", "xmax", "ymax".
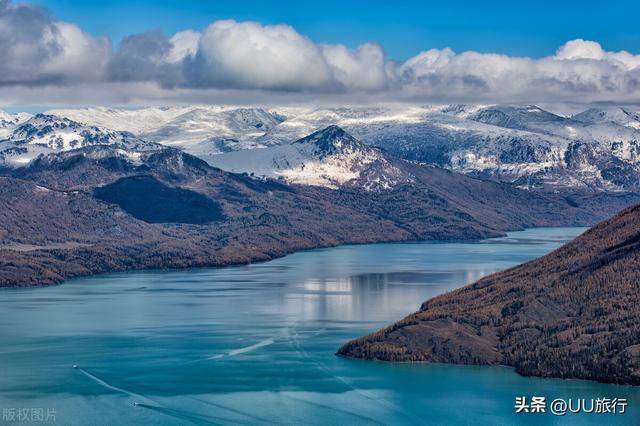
[
  {"xmin": 29, "ymin": 0, "xmax": 640, "ymax": 60},
  {"xmin": 3, "ymin": 0, "xmax": 640, "ymax": 108}
]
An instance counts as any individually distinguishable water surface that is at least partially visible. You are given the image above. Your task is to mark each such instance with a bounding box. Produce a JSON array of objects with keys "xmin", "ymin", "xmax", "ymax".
[{"xmin": 1, "ymin": 228, "xmax": 638, "ymax": 425}]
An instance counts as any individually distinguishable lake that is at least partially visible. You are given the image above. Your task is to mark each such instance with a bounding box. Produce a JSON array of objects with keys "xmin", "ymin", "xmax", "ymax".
[{"xmin": 1, "ymin": 227, "xmax": 638, "ymax": 425}]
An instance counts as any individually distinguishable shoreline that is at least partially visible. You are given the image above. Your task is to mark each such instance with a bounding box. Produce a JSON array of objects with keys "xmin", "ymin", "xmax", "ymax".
[
  {"xmin": 336, "ymin": 204, "xmax": 640, "ymax": 386},
  {"xmin": 334, "ymin": 354, "xmax": 640, "ymax": 387},
  {"xmin": 0, "ymin": 226, "xmax": 586, "ymax": 289}
]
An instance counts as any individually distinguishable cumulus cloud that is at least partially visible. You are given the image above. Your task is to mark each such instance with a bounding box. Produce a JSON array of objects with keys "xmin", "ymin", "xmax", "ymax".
[
  {"xmin": 165, "ymin": 30, "xmax": 199, "ymax": 63},
  {"xmin": 0, "ymin": 0, "xmax": 109, "ymax": 85},
  {"xmin": 391, "ymin": 40, "xmax": 640, "ymax": 103},
  {"xmin": 1, "ymin": 0, "xmax": 640, "ymax": 105},
  {"xmin": 185, "ymin": 20, "xmax": 334, "ymax": 91},
  {"xmin": 108, "ymin": 30, "xmax": 182, "ymax": 85},
  {"xmin": 321, "ymin": 42, "xmax": 389, "ymax": 91}
]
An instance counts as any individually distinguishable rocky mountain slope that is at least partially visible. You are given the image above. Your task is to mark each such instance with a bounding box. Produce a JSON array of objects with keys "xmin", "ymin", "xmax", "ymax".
[
  {"xmin": 44, "ymin": 104, "xmax": 640, "ymax": 192},
  {"xmin": 1, "ymin": 139, "xmax": 631, "ymax": 287},
  {"xmin": 338, "ymin": 203, "xmax": 640, "ymax": 385}
]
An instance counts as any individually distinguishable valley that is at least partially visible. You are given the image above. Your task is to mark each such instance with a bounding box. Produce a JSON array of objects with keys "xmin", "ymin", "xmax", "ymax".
[
  {"xmin": 3, "ymin": 129, "xmax": 630, "ymax": 287},
  {"xmin": 2, "ymin": 103, "xmax": 640, "ymax": 289}
]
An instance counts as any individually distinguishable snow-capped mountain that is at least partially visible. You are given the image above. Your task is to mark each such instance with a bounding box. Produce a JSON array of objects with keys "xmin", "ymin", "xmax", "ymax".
[
  {"xmin": 49, "ymin": 106, "xmax": 286, "ymax": 157},
  {"xmin": 207, "ymin": 125, "xmax": 413, "ymax": 191},
  {"xmin": 248, "ymin": 104, "xmax": 640, "ymax": 191},
  {"xmin": 457, "ymin": 104, "xmax": 640, "ymax": 145},
  {"xmin": 48, "ymin": 105, "xmax": 438, "ymax": 153},
  {"xmin": 142, "ymin": 107, "xmax": 285, "ymax": 154},
  {"xmin": 0, "ymin": 110, "xmax": 31, "ymax": 138},
  {"xmin": 41, "ymin": 103, "xmax": 640, "ymax": 191},
  {"xmin": 279, "ymin": 105, "xmax": 640, "ymax": 191},
  {"xmin": 432, "ymin": 105, "xmax": 640, "ymax": 190},
  {"xmin": 572, "ymin": 107, "xmax": 640, "ymax": 129},
  {"xmin": 0, "ymin": 114, "xmax": 160, "ymax": 167}
]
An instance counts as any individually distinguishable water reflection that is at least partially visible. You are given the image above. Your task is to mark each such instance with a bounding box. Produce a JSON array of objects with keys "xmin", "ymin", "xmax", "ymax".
[{"xmin": 288, "ymin": 266, "xmax": 515, "ymax": 324}]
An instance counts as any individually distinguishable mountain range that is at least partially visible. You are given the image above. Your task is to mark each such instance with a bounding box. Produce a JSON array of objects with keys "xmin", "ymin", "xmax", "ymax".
[
  {"xmin": 2, "ymin": 125, "xmax": 633, "ymax": 287},
  {"xmin": 24, "ymin": 104, "xmax": 640, "ymax": 192},
  {"xmin": 2, "ymin": 103, "xmax": 640, "ymax": 289},
  {"xmin": 338, "ymin": 202, "xmax": 640, "ymax": 385}
]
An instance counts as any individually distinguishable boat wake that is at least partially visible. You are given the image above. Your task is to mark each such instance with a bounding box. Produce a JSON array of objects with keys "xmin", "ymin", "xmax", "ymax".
[
  {"xmin": 207, "ymin": 337, "xmax": 276, "ymax": 360},
  {"xmin": 74, "ymin": 366, "xmax": 157, "ymax": 406},
  {"xmin": 75, "ymin": 365, "xmax": 275, "ymax": 424}
]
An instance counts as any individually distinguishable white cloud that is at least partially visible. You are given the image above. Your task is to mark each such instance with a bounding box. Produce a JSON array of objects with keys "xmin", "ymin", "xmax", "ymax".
[
  {"xmin": 0, "ymin": 0, "xmax": 109, "ymax": 84},
  {"xmin": 186, "ymin": 20, "xmax": 333, "ymax": 90},
  {"xmin": 394, "ymin": 40, "xmax": 640, "ymax": 103},
  {"xmin": 1, "ymin": 0, "xmax": 640, "ymax": 105},
  {"xmin": 43, "ymin": 22, "xmax": 111, "ymax": 81},
  {"xmin": 321, "ymin": 42, "xmax": 388, "ymax": 91},
  {"xmin": 165, "ymin": 30, "xmax": 199, "ymax": 63},
  {"xmin": 184, "ymin": 21, "xmax": 394, "ymax": 93},
  {"xmin": 554, "ymin": 38, "xmax": 640, "ymax": 70},
  {"xmin": 555, "ymin": 39, "xmax": 606, "ymax": 60}
]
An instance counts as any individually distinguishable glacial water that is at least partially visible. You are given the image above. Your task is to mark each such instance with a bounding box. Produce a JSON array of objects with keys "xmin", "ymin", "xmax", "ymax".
[{"xmin": 1, "ymin": 228, "xmax": 638, "ymax": 425}]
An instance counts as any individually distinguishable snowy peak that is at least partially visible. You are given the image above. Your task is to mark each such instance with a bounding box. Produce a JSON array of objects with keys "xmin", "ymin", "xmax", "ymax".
[
  {"xmin": 572, "ymin": 107, "xmax": 640, "ymax": 129},
  {"xmin": 0, "ymin": 113, "xmax": 159, "ymax": 167},
  {"xmin": 142, "ymin": 107, "xmax": 287, "ymax": 155},
  {"xmin": 206, "ymin": 126, "xmax": 411, "ymax": 191},
  {"xmin": 218, "ymin": 107, "xmax": 286, "ymax": 132},
  {"xmin": 47, "ymin": 106, "xmax": 199, "ymax": 134},
  {"xmin": 0, "ymin": 110, "xmax": 31, "ymax": 133},
  {"xmin": 465, "ymin": 105, "xmax": 568, "ymax": 130},
  {"xmin": 0, "ymin": 110, "xmax": 16, "ymax": 125},
  {"xmin": 10, "ymin": 113, "xmax": 133, "ymax": 149},
  {"xmin": 0, "ymin": 109, "xmax": 31, "ymax": 122},
  {"xmin": 147, "ymin": 107, "xmax": 285, "ymax": 138},
  {"xmin": 293, "ymin": 125, "xmax": 365, "ymax": 157}
]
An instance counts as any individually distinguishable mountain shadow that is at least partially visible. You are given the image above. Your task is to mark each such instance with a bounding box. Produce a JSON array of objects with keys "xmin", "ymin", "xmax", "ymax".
[{"xmin": 94, "ymin": 175, "xmax": 223, "ymax": 224}]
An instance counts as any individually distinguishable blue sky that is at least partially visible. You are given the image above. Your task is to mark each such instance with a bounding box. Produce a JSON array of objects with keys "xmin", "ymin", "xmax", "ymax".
[{"xmin": 30, "ymin": 0, "xmax": 640, "ymax": 60}]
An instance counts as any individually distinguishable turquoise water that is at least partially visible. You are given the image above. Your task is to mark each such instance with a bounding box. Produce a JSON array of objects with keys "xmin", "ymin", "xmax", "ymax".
[{"xmin": 1, "ymin": 228, "xmax": 638, "ymax": 425}]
